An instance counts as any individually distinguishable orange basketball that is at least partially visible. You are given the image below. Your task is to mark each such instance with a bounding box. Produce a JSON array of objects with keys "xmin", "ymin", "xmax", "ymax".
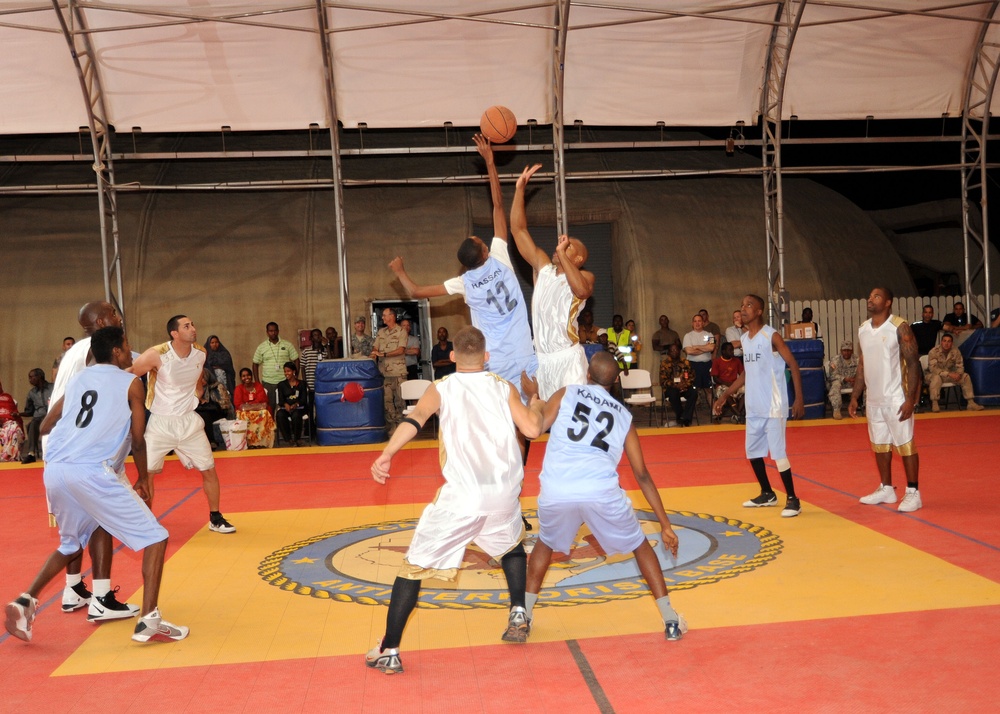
[{"xmin": 480, "ymin": 105, "xmax": 517, "ymax": 144}]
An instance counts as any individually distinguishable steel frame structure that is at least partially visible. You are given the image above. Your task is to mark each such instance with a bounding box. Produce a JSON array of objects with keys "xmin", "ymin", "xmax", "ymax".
[
  {"xmin": 961, "ymin": 1, "xmax": 1000, "ymax": 322},
  {"xmin": 22, "ymin": 0, "xmax": 998, "ymax": 324}
]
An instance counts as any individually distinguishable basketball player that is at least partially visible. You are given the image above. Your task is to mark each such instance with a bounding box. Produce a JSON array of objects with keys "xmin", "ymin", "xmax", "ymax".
[
  {"xmin": 849, "ymin": 287, "xmax": 923, "ymax": 512},
  {"xmin": 714, "ymin": 294, "xmax": 805, "ymax": 517},
  {"xmin": 508, "ymin": 159, "xmax": 594, "ymax": 400},
  {"xmin": 5, "ymin": 326, "xmax": 188, "ymax": 644},
  {"xmin": 130, "ymin": 315, "xmax": 236, "ymax": 533},
  {"xmin": 46, "ymin": 300, "xmax": 139, "ymax": 621},
  {"xmin": 388, "ymin": 136, "xmax": 537, "ymax": 398},
  {"xmin": 365, "ymin": 326, "xmax": 545, "ymax": 675},
  {"xmin": 522, "ymin": 351, "xmax": 685, "ymax": 640}
]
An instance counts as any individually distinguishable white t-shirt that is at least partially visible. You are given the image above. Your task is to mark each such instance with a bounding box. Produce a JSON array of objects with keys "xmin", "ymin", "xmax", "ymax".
[
  {"xmin": 741, "ymin": 325, "xmax": 788, "ymax": 418},
  {"xmin": 857, "ymin": 315, "xmax": 908, "ymax": 408},
  {"xmin": 532, "ymin": 263, "xmax": 582, "ymax": 355},
  {"xmin": 146, "ymin": 342, "xmax": 206, "ymax": 416}
]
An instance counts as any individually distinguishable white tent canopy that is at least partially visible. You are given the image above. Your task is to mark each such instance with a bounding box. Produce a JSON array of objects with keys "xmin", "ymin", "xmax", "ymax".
[{"xmin": 1, "ymin": 0, "xmax": 997, "ymax": 134}]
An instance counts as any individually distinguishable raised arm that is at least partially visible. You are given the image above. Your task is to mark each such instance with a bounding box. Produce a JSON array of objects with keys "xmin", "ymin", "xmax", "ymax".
[
  {"xmin": 474, "ymin": 134, "xmax": 509, "ymax": 243},
  {"xmin": 622, "ymin": 425, "xmax": 677, "ymax": 556},
  {"xmin": 508, "ymin": 162, "xmax": 549, "ymax": 274},
  {"xmin": 389, "ymin": 256, "xmax": 449, "ymax": 299},
  {"xmin": 772, "ymin": 331, "xmax": 805, "ymax": 419},
  {"xmin": 371, "ymin": 384, "xmax": 442, "ymax": 483},
  {"xmin": 554, "ymin": 235, "xmax": 595, "ymax": 300}
]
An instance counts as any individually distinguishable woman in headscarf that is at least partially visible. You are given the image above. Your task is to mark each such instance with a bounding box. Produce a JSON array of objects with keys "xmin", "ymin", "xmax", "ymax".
[
  {"xmin": 204, "ymin": 335, "xmax": 237, "ymax": 393},
  {"xmin": 232, "ymin": 367, "xmax": 276, "ymax": 449},
  {"xmin": 0, "ymin": 378, "xmax": 25, "ymax": 462}
]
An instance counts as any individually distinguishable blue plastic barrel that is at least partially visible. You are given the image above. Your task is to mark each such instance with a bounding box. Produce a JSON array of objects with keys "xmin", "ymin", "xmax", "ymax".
[
  {"xmin": 784, "ymin": 339, "xmax": 826, "ymax": 419},
  {"xmin": 314, "ymin": 359, "xmax": 386, "ymax": 445},
  {"xmin": 961, "ymin": 328, "xmax": 1000, "ymax": 406}
]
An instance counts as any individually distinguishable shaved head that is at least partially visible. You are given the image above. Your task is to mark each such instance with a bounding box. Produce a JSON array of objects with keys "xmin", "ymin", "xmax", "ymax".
[
  {"xmin": 78, "ymin": 300, "xmax": 121, "ymax": 335},
  {"xmin": 588, "ymin": 350, "xmax": 621, "ymax": 388}
]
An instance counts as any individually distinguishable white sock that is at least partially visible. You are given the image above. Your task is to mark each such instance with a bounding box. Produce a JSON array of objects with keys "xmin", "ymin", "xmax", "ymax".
[
  {"xmin": 92, "ymin": 579, "xmax": 111, "ymax": 598},
  {"xmin": 656, "ymin": 595, "xmax": 678, "ymax": 624},
  {"xmin": 65, "ymin": 573, "xmax": 82, "ymax": 588},
  {"xmin": 525, "ymin": 592, "xmax": 539, "ymax": 619}
]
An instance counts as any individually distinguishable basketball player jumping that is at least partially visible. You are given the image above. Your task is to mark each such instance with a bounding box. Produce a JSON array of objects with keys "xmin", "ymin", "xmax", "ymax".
[{"xmin": 508, "ymin": 158, "xmax": 595, "ymax": 400}]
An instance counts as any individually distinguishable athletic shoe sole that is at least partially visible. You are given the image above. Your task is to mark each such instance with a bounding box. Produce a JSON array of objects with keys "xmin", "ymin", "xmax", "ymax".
[
  {"xmin": 87, "ymin": 603, "xmax": 140, "ymax": 622},
  {"xmin": 742, "ymin": 496, "xmax": 778, "ymax": 508},
  {"xmin": 208, "ymin": 522, "xmax": 236, "ymax": 534},
  {"xmin": 5, "ymin": 601, "xmax": 34, "ymax": 642}
]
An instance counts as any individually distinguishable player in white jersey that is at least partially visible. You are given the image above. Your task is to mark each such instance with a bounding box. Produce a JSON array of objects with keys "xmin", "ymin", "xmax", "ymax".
[
  {"xmin": 522, "ymin": 351, "xmax": 685, "ymax": 640},
  {"xmin": 5, "ymin": 326, "xmax": 188, "ymax": 644},
  {"xmin": 45, "ymin": 301, "xmax": 139, "ymax": 620},
  {"xmin": 509, "ymin": 159, "xmax": 595, "ymax": 400},
  {"xmin": 849, "ymin": 287, "xmax": 923, "ymax": 512},
  {"xmin": 365, "ymin": 326, "xmax": 545, "ymax": 675},
  {"xmin": 388, "ymin": 136, "xmax": 537, "ymax": 396},
  {"xmin": 714, "ymin": 294, "xmax": 805, "ymax": 517},
  {"xmin": 131, "ymin": 315, "xmax": 235, "ymax": 534}
]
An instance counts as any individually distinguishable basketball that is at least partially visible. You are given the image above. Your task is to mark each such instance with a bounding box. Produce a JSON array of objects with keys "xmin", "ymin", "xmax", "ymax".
[
  {"xmin": 342, "ymin": 382, "xmax": 365, "ymax": 403},
  {"xmin": 480, "ymin": 105, "xmax": 517, "ymax": 144}
]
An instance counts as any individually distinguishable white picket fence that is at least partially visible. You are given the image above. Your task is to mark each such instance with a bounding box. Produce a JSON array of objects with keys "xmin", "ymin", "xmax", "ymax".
[{"xmin": 788, "ymin": 294, "xmax": 998, "ymax": 364}]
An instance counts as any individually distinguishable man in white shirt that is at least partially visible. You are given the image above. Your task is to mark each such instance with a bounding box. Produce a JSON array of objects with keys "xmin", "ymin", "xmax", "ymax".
[{"xmin": 131, "ymin": 315, "xmax": 236, "ymax": 534}]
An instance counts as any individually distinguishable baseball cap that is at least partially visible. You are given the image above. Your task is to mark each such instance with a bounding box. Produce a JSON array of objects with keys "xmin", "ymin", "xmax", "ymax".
[{"xmin": 596, "ymin": 328, "xmax": 608, "ymax": 336}]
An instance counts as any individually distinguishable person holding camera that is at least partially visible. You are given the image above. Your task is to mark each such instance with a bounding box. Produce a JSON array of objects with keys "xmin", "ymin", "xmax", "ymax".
[{"xmin": 683, "ymin": 313, "xmax": 716, "ymax": 392}]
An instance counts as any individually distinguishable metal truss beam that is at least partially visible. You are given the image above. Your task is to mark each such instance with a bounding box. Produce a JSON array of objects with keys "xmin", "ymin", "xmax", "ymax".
[
  {"xmin": 316, "ymin": 0, "xmax": 352, "ymax": 358},
  {"xmin": 760, "ymin": 0, "xmax": 806, "ymax": 326},
  {"xmin": 960, "ymin": 1, "xmax": 999, "ymax": 322},
  {"xmin": 51, "ymin": 0, "xmax": 125, "ymax": 319}
]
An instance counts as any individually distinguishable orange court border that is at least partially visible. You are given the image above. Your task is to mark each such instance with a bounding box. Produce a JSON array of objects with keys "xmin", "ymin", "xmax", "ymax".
[{"xmin": 1, "ymin": 411, "xmax": 998, "ymax": 713}]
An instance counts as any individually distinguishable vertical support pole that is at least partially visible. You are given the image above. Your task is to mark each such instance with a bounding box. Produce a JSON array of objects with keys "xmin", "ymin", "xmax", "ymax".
[
  {"xmin": 316, "ymin": 0, "xmax": 352, "ymax": 358},
  {"xmin": 960, "ymin": 2, "xmax": 999, "ymax": 320},
  {"xmin": 760, "ymin": 2, "xmax": 804, "ymax": 326},
  {"xmin": 52, "ymin": 0, "xmax": 125, "ymax": 320},
  {"xmin": 551, "ymin": 0, "xmax": 570, "ymax": 236}
]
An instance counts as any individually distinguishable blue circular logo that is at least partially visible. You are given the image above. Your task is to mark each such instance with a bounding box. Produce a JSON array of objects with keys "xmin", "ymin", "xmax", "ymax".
[{"xmin": 259, "ymin": 509, "xmax": 781, "ymax": 609}]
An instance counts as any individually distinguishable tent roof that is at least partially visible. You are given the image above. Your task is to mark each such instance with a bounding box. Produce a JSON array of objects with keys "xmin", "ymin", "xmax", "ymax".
[{"xmin": 1, "ymin": 0, "xmax": 995, "ymax": 136}]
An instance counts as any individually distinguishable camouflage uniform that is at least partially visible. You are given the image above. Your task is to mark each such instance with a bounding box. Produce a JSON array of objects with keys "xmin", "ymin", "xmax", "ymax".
[{"xmin": 373, "ymin": 324, "xmax": 407, "ymax": 429}]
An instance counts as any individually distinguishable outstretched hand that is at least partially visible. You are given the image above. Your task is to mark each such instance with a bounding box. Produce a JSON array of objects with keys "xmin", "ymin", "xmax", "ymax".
[
  {"xmin": 473, "ymin": 133, "xmax": 494, "ymax": 162},
  {"xmin": 516, "ymin": 163, "xmax": 543, "ymax": 189},
  {"xmin": 555, "ymin": 234, "xmax": 570, "ymax": 255},
  {"xmin": 389, "ymin": 256, "xmax": 404, "ymax": 274}
]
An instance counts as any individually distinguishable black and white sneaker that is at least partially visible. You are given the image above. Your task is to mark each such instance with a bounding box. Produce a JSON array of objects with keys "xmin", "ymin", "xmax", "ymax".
[
  {"xmin": 62, "ymin": 581, "xmax": 92, "ymax": 613},
  {"xmin": 87, "ymin": 586, "xmax": 140, "ymax": 622},
  {"xmin": 501, "ymin": 606, "xmax": 531, "ymax": 643},
  {"xmin": 742, "ymin": 492, "xmax": 778, "ymax": 508},
  {"xmin": 664, "ymin": 614, "xmax": 689, "ymax": 641},
  {"xmin": 781, "ymin": 497, "xmax": 802, "ymax": 518},
  {"xmin": 209, "ymin": 515, "xmax": 236, "ymax": 534}
]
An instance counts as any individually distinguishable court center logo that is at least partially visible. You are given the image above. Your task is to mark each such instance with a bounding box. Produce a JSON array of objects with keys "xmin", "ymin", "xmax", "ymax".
[{"xmin": 259, "ymin": 510, "xmax": 781, "ymax": 609}]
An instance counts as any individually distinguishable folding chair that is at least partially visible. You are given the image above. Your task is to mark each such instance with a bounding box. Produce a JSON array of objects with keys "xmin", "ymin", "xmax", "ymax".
[
  {"xmin": 401, "ymin": 379, "xmax": 435, "ymax": 436},
  {"xmin": 919, "ymin": 355, "xmax": 960, "ymax": 410},
  {"xmin": 620, "ymin": 369, "xmax": 658, "ymax": 426}
]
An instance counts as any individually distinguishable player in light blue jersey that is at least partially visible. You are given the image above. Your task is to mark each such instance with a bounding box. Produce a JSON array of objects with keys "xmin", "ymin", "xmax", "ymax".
[
  {"xmin": 714, "ymin": 294, "xmax": 805, "ymax": 517},
  {"xmin": 5, "ymin": 326, "xmax": 188, "ymax": 645},
  {"xmin": 388, "ymin": 135, "xmax": 537, "ymax": 395},
  {"xmin": 522, "ymin": 351, "xmax": 685, "ymax": 641}
]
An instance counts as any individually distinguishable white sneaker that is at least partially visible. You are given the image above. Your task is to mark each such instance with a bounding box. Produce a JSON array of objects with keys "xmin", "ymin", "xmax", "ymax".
[
  {"xmin": 898, "ymin": 487, "xmax": 922, "ymax": 513},
  {"xmin": 131, "ymin": 608, "xmax": 189, "ymax": 642},
  {"xmin": 859, "ymin": 484, "xmax": 896, "ymax": 505}
]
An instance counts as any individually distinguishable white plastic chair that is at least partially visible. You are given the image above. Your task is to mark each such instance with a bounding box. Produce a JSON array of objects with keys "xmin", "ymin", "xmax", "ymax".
[
  {"xmin": 401, "ymin": 379, "xmax": 435, "ymax": 436},
  {"xmin": 620, "ymin": 369, "xmax": 658, "ymax": 426}
]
